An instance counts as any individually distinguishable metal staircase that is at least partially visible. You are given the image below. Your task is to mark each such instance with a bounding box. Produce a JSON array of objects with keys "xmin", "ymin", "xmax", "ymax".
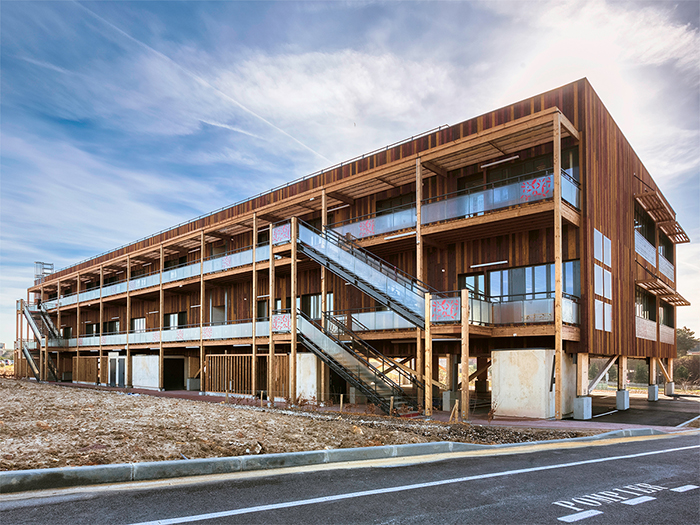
[
  {"xmin": 297, "ymin": 311, "xmax": 423, "ymax": 414},
  {"xmin": 18, "ymin": 300, "xmax": 60, "ymax": 381},
  {"xmin": 297, "ymin": 221, "xmax": 430, "ymax": 329}
]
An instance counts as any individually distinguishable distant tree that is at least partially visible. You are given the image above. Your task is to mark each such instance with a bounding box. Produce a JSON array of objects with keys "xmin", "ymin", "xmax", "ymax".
[{"xmin": 677, "ymin": 327, "xmax": 699, "ymax": 357}]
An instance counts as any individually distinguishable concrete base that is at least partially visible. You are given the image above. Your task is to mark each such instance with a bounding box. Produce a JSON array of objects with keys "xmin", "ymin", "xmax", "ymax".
[
  {"xmin": 442, "ymin": 391, "xmax": 459, "ymax": 412},
  {"xmin": 616, "ymin": 389, "xmax": 630, "ymax": 410},
  {"xmin": 648, "ymin": 384, "xmax": 659, "ymax": 402},
  {"xmin": 348, "ymin": 387, "xmax": 366, "ymax": 405},
  {"xmin": 665, "ymin": 382, "xmax": 675, "ymax": 396},
  {"xmin": 573, "ymin": 396, "xmax": 592, "ymax": 420},
  {"xmin": 186, "ymin": 378, "xmax": 200, "ymax": 391}
]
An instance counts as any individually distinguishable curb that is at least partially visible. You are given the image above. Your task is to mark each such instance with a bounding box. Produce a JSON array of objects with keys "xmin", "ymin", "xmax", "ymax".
[{"xmin": 0, "ymin": 428, "xmax": 668, "ymax": 494}]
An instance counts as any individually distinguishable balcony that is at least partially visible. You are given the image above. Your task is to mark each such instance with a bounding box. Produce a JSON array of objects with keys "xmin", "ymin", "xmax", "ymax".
[
  {"xmin": 635, "ymin": 316, "xmax": 657, "ymax": 341},
  {"xmin": 660, "ymin": 324, "xmax": 675, "ymax": 345},
  {"xmin": 331, "ymin": 169, "xmax": 580, "ymax": 241}
]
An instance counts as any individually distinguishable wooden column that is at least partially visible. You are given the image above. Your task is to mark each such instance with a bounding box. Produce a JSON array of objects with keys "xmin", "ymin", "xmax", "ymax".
[
  {"xmin": 320, "ymin": 189, "xmax": 328, "ymax": 402},
  {"xmin": 159, "ymin": 244, "xmax": 164, "ymax": 391},
  {"xmin": 199, "ymin": 231, "xmax": 205, "ymax": 392},
  {"xmin": 57, "ymin": 279, "xmax": 62, "ymax": 340},
  {"xmin": 617, "ymin": 355, "xmax": 627, "ymax": 390},
  {"xmin": 553, "ymin": 112, "xmax": 564, "ymax": 419},
  {"xmin": 251, "ymin": 213, "xmax": 258, "ymax": 397},
  {"xmin": 291, "ymin": 217, "xmax": 298, "ymax": 400},
  {"xmin": 424, "ymin": 293, "xmax": 432, "ymax": 416},
  {"xmin": 649, "ymin": 357, "xmax": 657, "ymax": 385},
  {"xmin": 126, "ymin": 256, "xmax": 132, "ymax": 387},
  {"xmin": 576, "ymin": 353, "xmax": 589, "ymax": 396},
  {"xmin": 99, "ymin": 265, "xmax": 104, "ymax": 384},
  {"xmin": 39, "ymin": 285, "xmax": 45, "ymax": 381},
  {"xmin": 460, "ymin": 289, "xmax": 470, "ymax": 420},
  {"xmin": 416, "ymin": 158, "xmax": 424, "ymax": 387},
  {"xmin": 76, "ymin": 274, "xmax": 81, "ymax": 358},
  {"xmin": 668, "ymin": 358, "xmax": 674, "ymax": 382},
  {"xmin": 268, "ymin": 223, "xmax": 275, "ymax": 402}
]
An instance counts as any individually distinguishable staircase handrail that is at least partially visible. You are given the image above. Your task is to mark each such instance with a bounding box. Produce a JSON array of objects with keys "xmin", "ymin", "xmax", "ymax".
[
  {"xmin": 298, "ymin": 219, "xmax": 437, "ymax": 296},
  {"xmin": 20, "ymin": 341, "xmax": 41, "ymax": 381},
  {"xmin": 323, "ymin": 312, "xmax": 425, "ymax": 395}
]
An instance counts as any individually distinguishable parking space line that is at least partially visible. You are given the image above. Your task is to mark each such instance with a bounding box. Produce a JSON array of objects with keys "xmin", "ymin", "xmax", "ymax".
[
  {"xmin": 621, "ymin": 496, "xmax": 655, "ymax": 505},
  {"xmin": 671, "ymin": 485, "xmax": 699, "ymax": 492},
  {"xmin": 557, "ymin": 510, "xmax": 604, "ymax": 522}
]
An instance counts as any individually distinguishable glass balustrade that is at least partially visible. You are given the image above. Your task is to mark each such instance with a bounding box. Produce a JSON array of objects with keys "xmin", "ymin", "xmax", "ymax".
[
  {"xmin": 562, "ymin": 297, "xmax": 580, "ymax": 325},
  {"xmin": 203, "ymin": 248, "xmax": 253, "ymax": 274},
  {"xmin": 659, "ymin": 254, "xmax": 674, "ymax": 282},
  {"xmin": 161, "ymin": 326, "xmax": 201, "ymax": 342},
  {"xmin": 299, "ymin": 224, "xmax": 425, "ymax": 318},
  {"xmin": 331, "ymin": 170, "xmax": 580, "ymax": 243},
  {"xmin": 162, "ymin": 263, "xmax": 201, "ymax": 285},
  {"xmin": 102, "ymin": 281, "xmax": 128, "ymax": 297},
  {"xmin": 77, "ymin": 335, "xmax": 101, "ymax": 347},
  {"xmin": 635, "ymin": 230, "xmax": 656, "ymax": 267},
  {"xmin": 102, "ymin": 332, "xmax": 128, "ymax": 345},
  {"xmin": 129, "ymin": 273, "xmax": 161, "ymax": 292},
  {"xmin": 79, "ymin": 289, "xmax": 101, "ymax": 302},
  {"xmin": 469, "ymin": 296, "xmax": 492, "ymax": 325}
]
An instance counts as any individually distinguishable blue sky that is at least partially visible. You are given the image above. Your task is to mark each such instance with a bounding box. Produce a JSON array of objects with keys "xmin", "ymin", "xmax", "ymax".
[{"xmin": 1, "ymin": 0, "xmax": 698, "ymax": 347}]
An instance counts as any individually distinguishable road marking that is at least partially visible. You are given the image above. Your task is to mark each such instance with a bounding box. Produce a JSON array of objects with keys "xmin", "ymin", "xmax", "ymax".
[
  {"xmin": 671, "ymin": 485, "xmax": 699, "ymax": 492},
  {"xmin": 592, "ymin": 409, "xmax": 618, "ymax": 418},
  {"xmin": 621, "ymin": 496, "xmax": 656, "ymax": 505},
  {"xmin": 676, "ymin": 414, "xmax": 700, "ymax": 427},
  {"xmin": 557, "ymin": 510, "xmax": 603, "ymax": 522},
  {"xmin": 128, "ymin": 444, "xmax": 700, "ymax": 525}
]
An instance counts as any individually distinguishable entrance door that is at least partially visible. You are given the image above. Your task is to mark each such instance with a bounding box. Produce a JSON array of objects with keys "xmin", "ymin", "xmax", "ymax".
[
  {"xmin": 109, "ymin": 358, "xmax": 117, "ymax": 387},
  {"xmin": 117, "ymin": 358, "xmax": 126, "ymax": 388},
  {"xmin": 163, "ymin": 358, "xmax": 185, "ymax": 390}
]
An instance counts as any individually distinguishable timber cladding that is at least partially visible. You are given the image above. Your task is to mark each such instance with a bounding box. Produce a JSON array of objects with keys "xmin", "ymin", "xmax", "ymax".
[{"xmin": 42, "ymin": 80, "xmax": 587, "ymax": 282}]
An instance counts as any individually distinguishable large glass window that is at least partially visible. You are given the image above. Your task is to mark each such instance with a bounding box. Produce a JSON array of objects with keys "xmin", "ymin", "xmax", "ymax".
[
  {"xmin": 659, "ymin": 301, "xmax": 674, "ymax": 327},
  {"xmin": 163, "ymin": 312, "xmax": 186, "ymax": 329},
  {"xmin": 486, "ymin": 261, "xmax": 580, "ymax": 301},
  {"xmin": 635, "ymin": 288, "xmax": 656, "ymax": 321},
  {"xmin": 634, "ymin": 202, "xmax": 656, "ymax": 245},
  {"xmin": 130, "ymin": 317, "xmax": 146, "ymax": 333},
  {"xmin": 457, "ymin": 273, "xmax": 486, "ymax": 298},
  {"xmin": 376, "ymin": 193, "xmax": 415, "ymax": 215},
  {"xmin": 658, "ymin": 232, "xmax": 673, "ymax": 263}
]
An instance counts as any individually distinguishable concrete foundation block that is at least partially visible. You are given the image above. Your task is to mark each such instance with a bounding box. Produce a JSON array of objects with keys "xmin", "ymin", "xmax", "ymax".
[
  {"xmin": 442, "ymin": 391, "xmax": 459, "ymax": 412},
  {"xmin": 186, "ymin": 378, "xmax": 200, "ymax": 391},
  {"xmin": 348, "ymin": 387, "xmax": 366, "ymax": 405},
  {"xmin": 664, "ymin": 382, "xmax": 675, "ymax": 396},
  {"xmin": 648, "ymin": 384, "xmax": 659, "ymax": 402},
  {"xmin": 573, "ymin": 396, "xmax": 592, "ymax": 420},
  {"xmin": 616, "ymin": 389, "xmax": 630, "ymax": 410}
]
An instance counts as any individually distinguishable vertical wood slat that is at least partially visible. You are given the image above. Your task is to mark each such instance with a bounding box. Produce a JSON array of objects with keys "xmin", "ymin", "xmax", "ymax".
[{"xmin": 204, "ymin": 354, "xmax": 289, "ymax": 397}]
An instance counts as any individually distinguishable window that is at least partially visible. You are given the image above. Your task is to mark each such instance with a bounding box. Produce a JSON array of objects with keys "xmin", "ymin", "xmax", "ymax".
[
  {"xmin": 256, "ymin": 299, "xmax": 268, "ymax": 320},
  {"xmin": 457, "ymin": 173, "xmax": 485, "ymax": 191},
  {"xmin": 257, "ymin": 230, "xmax": 270, "ymax": 245},
  {"xmin": 376, "ymin": 193, "xmax": 415, "ymax": 215},
  {"xmin": 635, "ymin": 288, "xmax": 656, "ymax": 321},
  {"xmin": 102, "ymin": 320, "xmax": 120, "ymax": 334},
  {"xmin": 658, "ymin": 232, "xmax": 673, "ymax": 263},
  {"xmin": 486, "ymin": 261, "xmax": 579, "ymax": 301},
  {"xmin": 164, "ymin": 256, "xmax": 187, "ymax": 270},
  {"xmin": 458, "ymin": 273, "xmax": 486, "ymax": 298},
  {"xmin": 634, "ymin": 202, "xmax": 655, "ymax": 245},
  {"xmin": 164, "ymin": 312, "xmax": 187, "ymax": 329},
  {"xmin": 301, "ymin": 294, "xmax": 322, "ymax": 319},
  {"xmin": 130, "ymin": 317, "xmax": 146, "ymax": 333},
  {"xmin": 61, "ymin": 327, "xmax": 72, "ymax": 339},
  {"xmin": 85, "ymin": 323, "xmax": 99, "ymax": 336},
  {"xmin": 659, "ymin": 301, "xmax": 674, "ymax": 328}
]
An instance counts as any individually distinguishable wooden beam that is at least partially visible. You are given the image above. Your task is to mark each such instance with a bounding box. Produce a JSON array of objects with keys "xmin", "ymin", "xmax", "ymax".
[
  {"xmin": 553, "ymin": 112, "xmax": 563, "ymax": 420},
  {"xmin": 649, "ymin": 357, "xmax": 657, "ymax": 385},
  {"xmin": 159, "ymin": 244, "xmax": 164, "ymax": 391},
  {"xmin": 422, "ymin": 160, "xmax": 448, "ymax": 179},
  {"xmin": 199, "ymin": 230, "xmax": 205, "ymax": 393},
  {"xmin": 320, "ymin": 189, "xmax": 328, "ymax": 402},
  {"xmin": 290, "ymin": 217, "xmax": 298, "ymax": 401},
  {"xmin": 461, "ymin": 289, "xmax": 470, "ymax": 420},
  {"xmin": 251, "ymin": 213, "xmax": 257, "ymax": 397},
  {"xmin": 327, "ymin": 191, "xmax": 355, "ymax": 206},
  {"xmin": 656, "ymin": 357, "xmax": 672, "ymax": 383},
  {"xmin": 268, "ymin": 223, "xmax": 275, "ymax": 403},
  {"xmin": 468, "ymin": 360, "xmax": 491, "ymax": 383},
  {"xmin": 424, "ymin": 293, "xmax": 432, "ymax": 416},
  {"xmin": 382, "ymin": 354, "xmax": 446, "ymax": 389},
  {"xmin": 126, "ymin": 255, "xmax": 131, "ymax": 387},
  {"xmin": 259, "ymin": 213, "xmax": 282, "ymax": 224},
  {"xmin": 576, "ymin": 353, "xmax": 589, "ymax": 396}
]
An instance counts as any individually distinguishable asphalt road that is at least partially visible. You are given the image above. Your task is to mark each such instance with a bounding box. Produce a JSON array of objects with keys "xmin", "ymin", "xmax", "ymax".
[{"xmin": 1, "ymin": 432, "xmax": 699, "ymax": 525}]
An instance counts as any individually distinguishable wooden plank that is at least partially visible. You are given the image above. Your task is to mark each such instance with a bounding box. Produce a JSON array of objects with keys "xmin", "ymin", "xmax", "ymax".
[
  {"xmin": 159, "ymin": 244, "xmax": 164, "ymax": 390},
  {"xmin": 268, "ymin": 223, "xmax": 275, "ymax": 402},
  {"xmin": 461, "ymin": 289, "xmax": 470, "ymax": 420},
  {"xmin": 577, "ymin": 353, "xmax": 589, "ymax": 396},
  {"xmin": 553, "ymin": 112, "xmax": 563, "ymax": 419},
  {"xmin": 251, "ymin": 213, "xmax": 257, "ymax": 396},
  {"xmin": 320, "ymin": 190, "xmax": 327, "ymax": 402},
  {"xmin": 290, "ymin": 217, "xmax": 298, "ymax": 400},
  {"xmin": 424, "ymin": 293, "xmax": 432, "ymax": 415}
]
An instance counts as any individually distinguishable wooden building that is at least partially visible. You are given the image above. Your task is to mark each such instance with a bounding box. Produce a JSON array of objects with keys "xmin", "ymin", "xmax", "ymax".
[{"xmin": 15, "ymin": 78, "xmax": 690, "ymax": 420}]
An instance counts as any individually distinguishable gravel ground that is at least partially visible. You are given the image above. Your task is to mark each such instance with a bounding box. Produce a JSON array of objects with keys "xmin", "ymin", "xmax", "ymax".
[{"xmin": 0, "ymin": 378, "xmax": 597, "ymax": 471}]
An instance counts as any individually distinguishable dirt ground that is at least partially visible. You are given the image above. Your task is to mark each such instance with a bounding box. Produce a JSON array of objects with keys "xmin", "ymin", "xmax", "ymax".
[{"xmin": 0, "ymin": 378, "xmax": 596, "ymax": 471}]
